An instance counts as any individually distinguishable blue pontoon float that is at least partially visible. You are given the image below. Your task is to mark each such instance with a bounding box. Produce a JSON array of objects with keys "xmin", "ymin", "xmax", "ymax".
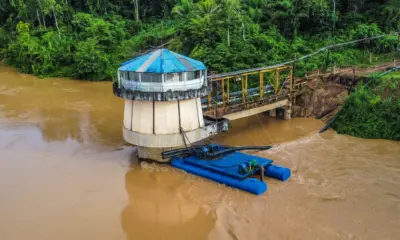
[{"xmin": 164, "ymin": 144, "xmax": 291, "ymax": 195}]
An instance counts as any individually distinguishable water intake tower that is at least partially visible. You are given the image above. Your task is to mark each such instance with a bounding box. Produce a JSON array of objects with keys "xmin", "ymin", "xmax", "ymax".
[{"xmin": 113, "ymin": 49, "xmax": 227, "ymax": 162}]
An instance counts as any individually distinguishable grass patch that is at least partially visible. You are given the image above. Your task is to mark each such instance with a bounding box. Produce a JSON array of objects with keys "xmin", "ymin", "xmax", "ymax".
[{"xmin": 381, "ymin": 71, "xmax": 400, "ymax": 80}]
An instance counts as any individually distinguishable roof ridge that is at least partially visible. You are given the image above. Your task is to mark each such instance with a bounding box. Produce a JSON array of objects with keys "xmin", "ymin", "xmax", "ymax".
[
  {"xmin": 118, "ymin": 48, "xmax": 206, "ymax": 73},
  {"xmin": 160, "ymin": 48, "xmax": 164, "ymax": 73}
]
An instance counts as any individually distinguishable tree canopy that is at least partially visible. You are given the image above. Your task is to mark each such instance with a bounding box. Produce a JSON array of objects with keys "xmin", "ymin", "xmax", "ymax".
[{"xmin": 0, "ymin": 0, "xmax": 399, "ymax": 80}]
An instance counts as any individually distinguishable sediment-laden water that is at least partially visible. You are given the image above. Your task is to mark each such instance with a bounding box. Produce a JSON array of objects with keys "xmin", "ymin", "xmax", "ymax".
[{"xmin": 1, "ymin": 64, "xmax": 399, "ymax": 240}]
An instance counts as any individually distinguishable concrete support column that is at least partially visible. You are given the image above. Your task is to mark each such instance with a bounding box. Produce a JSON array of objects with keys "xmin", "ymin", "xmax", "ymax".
[
  {"xmin": 284, "ymin": 108, "xmax": 292, "ymax": 120},
  {"xmin": 270, "ymin": 109, "xmax": 276, "ymax": 117},
  {"xmin": 284, "ymin": 103, "xmax": 292, "ymax": 120}
]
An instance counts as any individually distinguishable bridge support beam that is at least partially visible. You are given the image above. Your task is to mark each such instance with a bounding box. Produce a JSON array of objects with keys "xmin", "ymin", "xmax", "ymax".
[
  {"xmin": 270, "ymin": 109, "xmax": 276, "ymax": 117},
  {"xmin": 222, "ymin": 99, "xmax": 288, "ymax": 121},
  {"xmin": 284, "ymin": 108, "xmax": 292, "ymax": 120},
  {"xmin": 284, "ymin": 102, "xmax": 292, "ymax": 120}
]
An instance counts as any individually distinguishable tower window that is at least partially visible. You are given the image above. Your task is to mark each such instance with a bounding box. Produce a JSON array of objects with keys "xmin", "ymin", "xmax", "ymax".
[
  {"xmin": 166, "ymin": 73, "xmax": 181, "ymax": 82},
  {"xmin": 142, "ymin": 74, "xmax": 162, "ymax": 83}
]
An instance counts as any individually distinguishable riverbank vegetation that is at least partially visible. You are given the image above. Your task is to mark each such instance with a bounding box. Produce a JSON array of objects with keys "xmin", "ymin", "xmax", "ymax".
[
  {"xmin": 0, "ymin": 0, "xmax": 399, "ymax": 80},
  {"xmin": 332, "ymin": 71, "xmax": 400, "ymax": 140}
]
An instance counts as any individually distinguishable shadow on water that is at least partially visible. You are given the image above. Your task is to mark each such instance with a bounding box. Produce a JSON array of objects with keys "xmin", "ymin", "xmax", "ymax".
[{"xmin": 120, "ymin": 164, "xmax": 216, "ymax": 240}]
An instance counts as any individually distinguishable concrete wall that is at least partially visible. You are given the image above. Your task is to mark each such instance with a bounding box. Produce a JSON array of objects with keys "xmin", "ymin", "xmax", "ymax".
[
  {"xmin": 123, "ymin": 123, "xmax": 220, "ymax": 148},
  {"xmin": 123, "ymin": 98, "xmax": 206, "ymax": 148},
  {"xmin": 179, "ymin": 98, "xmax": 204, "ymax": 131},
  {"xmin": 132, "ymin": 101, "xmax": 154, "ymax": 134},
  {"xmin": 155, "ymin": 101, "xmax": 180, "ymax": 134},
  {"xmin": 123, "ymin": 99, "xmax": 133, "ymax": 131}
]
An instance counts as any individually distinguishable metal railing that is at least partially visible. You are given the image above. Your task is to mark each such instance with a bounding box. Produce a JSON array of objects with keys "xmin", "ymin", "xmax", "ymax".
[{"xmin": 207, "ymin": 32, "xmax": 399, "ymax": 80}]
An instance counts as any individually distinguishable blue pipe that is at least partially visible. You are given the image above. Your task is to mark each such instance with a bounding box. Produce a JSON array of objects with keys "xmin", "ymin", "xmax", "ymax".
[
  {"xmin": 265, "ymin": 165, "xmax": 291, "ymax": 181},
  {"xmin": 172, "ymin": 158, "xmax": 267, "ymax": 195}
]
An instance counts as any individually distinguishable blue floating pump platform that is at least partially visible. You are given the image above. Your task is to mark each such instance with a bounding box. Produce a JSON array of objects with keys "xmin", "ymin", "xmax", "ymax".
[{"xmin": 168, "ymin": 144, "xmax": 291, "ymax": 195}]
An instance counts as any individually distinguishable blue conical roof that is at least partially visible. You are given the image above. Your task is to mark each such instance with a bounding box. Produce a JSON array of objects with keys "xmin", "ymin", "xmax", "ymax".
[{"xmin": 119, "ymin": 49, "xmax": 206, "ymax": 73}]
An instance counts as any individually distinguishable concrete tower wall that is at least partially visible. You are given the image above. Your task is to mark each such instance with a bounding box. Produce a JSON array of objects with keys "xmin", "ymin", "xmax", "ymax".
[
  {"xmin": 196, "ymin": 98, "xmax": 205, "ymax": 128},
  {"xmin": 123, "ymin": 100, "xmax": 133, "ymax": 132},
  {"xmin": 131, "ymin": 101, "xmax": 154, "ymax": 134},
  {"xmin": 179, "ymin": 98, "xmax": 204, "ymax": 131},
  {"xmin": 154, "ymin": 101, "xmax": 180, "ymax": 134},
  {"xmin": 123, "ymin": 98, "xmax": 205, "ymax": 136}
]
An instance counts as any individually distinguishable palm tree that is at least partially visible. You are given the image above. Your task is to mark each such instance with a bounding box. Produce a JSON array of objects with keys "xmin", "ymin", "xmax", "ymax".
[
  {"xmin": 246, "ymin": 0, "xmax": 267, "ymax": 23},
  {"xmin": 197, "ymin": 0, "xmax": 221, "ymax": 16},
  {"xmin": 171, "ymin": 0, "xmax": 194, "ymax": 16},
  {"xmin": 189, "ymin": 0, "xmax": 221, "ymax": 27}
]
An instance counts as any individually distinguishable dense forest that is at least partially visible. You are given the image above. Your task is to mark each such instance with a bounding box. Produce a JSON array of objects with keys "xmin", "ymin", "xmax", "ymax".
[{"xmin": 0, "ymin": 0, "xmax": 399, "ymax": 80}]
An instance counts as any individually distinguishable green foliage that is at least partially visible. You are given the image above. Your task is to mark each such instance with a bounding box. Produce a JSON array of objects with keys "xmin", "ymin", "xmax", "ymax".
[
  {"xmin": 332, "ymin": 74, "xmax": 400, "ymax": 140},
  {"xmin": 380, "ymin": 0, "xmax": 400, "ymax": 31},
  {"xmin": 5, "ymin": 22, "xmax": 40, "ymax": 73},
  {"xmin": 381, "ymin": 72, "xmax": 400, "ymax": 80},
  {"xmin": 73, "ymin": 38, "xmax": 111, "ymax": 80},
  {"xmin": 0, "ymin": 27, "xmax": 8, "ymax": 58},
  {"xmin": 172, "ymin": 0, "xmax": 194, "ymax": 16},
  {"xmin": 4, "ymin": 22, "xmax": 74, "ymax": 76},
  {"xmin": 116, "ymin": 19, "xmax": 178, "ymax": 61},
  {"xmin": 72, "ymin": 13, "xmax": 126, "ymax": 49},
  {"xmin": 0, "ymin": 0, "xmax": 399, "ymax": 80},
  {"xmin": 351, "ymin": 24, "xmax": 382, "ymax": 39},
  {"xmin": 35, "ymin": 31, "xmax": 74, "ymax": 75}
]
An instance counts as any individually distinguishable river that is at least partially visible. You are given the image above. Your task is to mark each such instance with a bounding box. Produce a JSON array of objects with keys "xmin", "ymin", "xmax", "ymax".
[{"xmin": 1, "ymin": 64, "xmax": 400, "ymax": 240}]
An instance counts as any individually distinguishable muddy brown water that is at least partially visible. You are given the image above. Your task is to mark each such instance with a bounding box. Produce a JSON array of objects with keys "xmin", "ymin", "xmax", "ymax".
[{"xmin": 1, "ymin": 64, "xmax": 400, "ymax": 240}]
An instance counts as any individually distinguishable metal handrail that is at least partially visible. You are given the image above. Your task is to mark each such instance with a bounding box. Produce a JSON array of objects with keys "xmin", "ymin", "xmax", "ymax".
[{"xmin": 207, "ymin": 32, "xmax": 399, "ymax": 80}]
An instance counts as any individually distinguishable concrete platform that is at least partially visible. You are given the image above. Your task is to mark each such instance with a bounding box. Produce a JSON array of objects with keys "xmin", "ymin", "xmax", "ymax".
[{"xmin": 223, "ymin": 99, "xmax": 289, "ymax": 120}]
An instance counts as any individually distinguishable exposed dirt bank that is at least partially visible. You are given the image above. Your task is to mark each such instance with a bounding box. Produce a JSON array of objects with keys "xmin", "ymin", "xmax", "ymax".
[{"xmin": 292, "ymin": 76, "xmax": 349, "ymax": 119}]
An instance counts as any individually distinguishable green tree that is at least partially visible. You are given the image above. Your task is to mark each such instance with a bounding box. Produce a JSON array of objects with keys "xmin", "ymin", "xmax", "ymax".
[
  {"xmin": 74, "ymin": 38, "xmax": 111, "ymax": 80},
  {"xmin": 172, "ymin": 0, "xmax": 194, "ymax": 17}
]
